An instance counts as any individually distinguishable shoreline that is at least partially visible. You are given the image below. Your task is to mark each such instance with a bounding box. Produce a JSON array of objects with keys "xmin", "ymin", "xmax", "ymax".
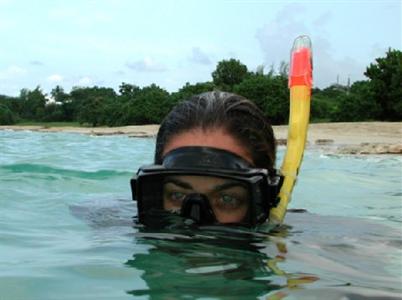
[{"xmin": 1, "ymin": 122, "xmax": 401, "ymax": 154}]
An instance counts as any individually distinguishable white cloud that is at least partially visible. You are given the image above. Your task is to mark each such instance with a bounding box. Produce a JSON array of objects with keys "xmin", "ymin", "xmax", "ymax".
[
  {"xmin": 47, "ymin": 74, "xmax": 63, "ymax": 83},
  {"xmin": 227, "ymin": 51, "xmax": 238, "ymax": 59},
  {"xmin": 126, "ymin": 57, "xmax": 167, "ymax": 72},
  {"xmin": 370, "ymin": 43, "xmax": 389, "ymax": 58},
  {"xmin": 30, "ymin": 60, "xmax": 44, "ymax": 66},
  {"xmin": 0, "ymin": 65, "xmax": 27, "ymax": 79},
  {"xmin": 0, "ymin": 18, "xmax": 13, "ymax": 30},
  {"xmin": 49, "ymin": 7, "xmax": 112, "ymax": 27},
  {"xmin": 313, "ymin": 36, "xmax": 366, "ymax": 86},
  {"xmin": 8, "ymin": 66, "xmax": 27, "ymax": 75},
  {"xmin": 189, "ymin": 47, "xmax": 212, "ymax": 65},
  {"xmin": 312, "ymin": 11, "xmax": 332, "ymax": 28},
  {"xmin": 77, "ymin": 76, "xmax": 93, "ymax": 86},
  {"xmin": 256, "ymin": 6, "xmax": 309, "ymax": 67},
  {"xmin": 255, "ymin": 4, "xmax": 366, "ymax": 88},
  {"xmin": 115, "ymin": 70, "xmax": 125, "ymax": 75}
]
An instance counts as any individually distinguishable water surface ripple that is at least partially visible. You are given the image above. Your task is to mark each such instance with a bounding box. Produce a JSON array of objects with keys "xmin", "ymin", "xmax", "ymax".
[{"xmin": 0, "ymin": 130, "xmax": 401, "ymax": 300}]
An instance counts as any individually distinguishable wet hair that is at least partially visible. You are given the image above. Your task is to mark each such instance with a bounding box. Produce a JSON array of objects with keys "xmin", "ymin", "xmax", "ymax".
[{"xmin": 154, "ymin": 91, "xmax": 276, "ymax": 172}]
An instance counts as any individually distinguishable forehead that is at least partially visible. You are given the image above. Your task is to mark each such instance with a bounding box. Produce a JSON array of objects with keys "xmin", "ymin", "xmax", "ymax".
[{"xmin": 163, "ymin": 128, "xmax": 253, "ymax": 164}]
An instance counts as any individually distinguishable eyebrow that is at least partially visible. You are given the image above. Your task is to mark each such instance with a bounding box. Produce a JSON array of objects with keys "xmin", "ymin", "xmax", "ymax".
[
  {"xmin": 163, "ymin": 177, "xmax": 193, "ymax": 190},
  {"xmin": 213, "ymin": 181, "xmax": 248, "ymax": 192},
  {"xmin": 163, "ymin": 177, "xmax": 248, "ymax": 192}
]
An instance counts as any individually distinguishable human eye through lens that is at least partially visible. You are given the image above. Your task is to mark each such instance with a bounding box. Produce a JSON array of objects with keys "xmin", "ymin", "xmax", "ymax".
[
  {"xmin": 168, "ymin": 191, "xmax": 186, "ymax": 203},
  {"xmin": 212, "ymin": 192, "xmax": 248, "ymax": 211},
  {"xmin": 163, "ymin": 185, "xmax": 188, "ymax": 210},
  {"xmin": 223, "ymin": 193, "xmax": 244, "ymax": 208},
  {"xmin": 162, "ymin": 176, "xmax": 250, "ymax": 223}
]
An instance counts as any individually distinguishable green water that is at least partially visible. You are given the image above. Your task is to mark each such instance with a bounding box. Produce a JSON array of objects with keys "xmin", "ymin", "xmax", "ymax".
[{"xmin": 0, "ymin": 130, "xmax": 401, "ymax": 299}]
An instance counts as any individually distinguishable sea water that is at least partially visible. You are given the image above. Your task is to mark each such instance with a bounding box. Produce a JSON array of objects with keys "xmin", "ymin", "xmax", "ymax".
[{"xmin": 0, "ymin": 130, "xmax": 401, "ymax": 300}]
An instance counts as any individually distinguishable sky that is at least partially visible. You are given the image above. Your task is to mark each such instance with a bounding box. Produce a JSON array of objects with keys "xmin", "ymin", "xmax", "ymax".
[{"xmin": 0, "ymin": 0, "xmax": 401, "ymax": 97}]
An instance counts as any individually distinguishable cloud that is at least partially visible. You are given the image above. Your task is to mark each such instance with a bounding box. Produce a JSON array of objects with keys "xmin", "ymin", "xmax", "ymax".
[
  {"xmin": 0, "ymin": 18, "xmax": 13, "ymax": 31},
  {"xmin": 77, "ymin": 76, "xmax": 93, "ymax": 86},
  {"xmin": 227, "ymin": 51, "xmax": 238, "ymax": 59},
  {"xmin": 0, "ymin": 65, "xmax": 27, "ymax": 79},
  {"xmin": 49, "ymin": 7, "xmax": 112, "ymax": 27},
  {"xmin": 189, "ymin": 47, "xmax": 212, "ymax": 65},
  {"xmin": 47, "ymin": 74, "xmax": 63, "ymax": 83},
  {"xmin": 30, "ymin": 60, "xmax": 44, "ymax": 66},
  {"xmin": 312, "ymin": 11, "xmax": 332, "ymax": 28},
  {"xmin": 7, "ymin": 66, "xmax": 27, "ymax": 75},
  {"xmin": 0, "ymin": 0, "xmax": 13, "ymax": 24},
  {"xmin": 255, "ymin": 5, "xmax": 366, "ymax": 87},
  {"xmin": 312, "ymin": 36, "xmax": 365, "ymax": 86},
  {"xmin": 370, "ymin": 43, "xmax": 389, "ymax": 58},
  {"xmin": 115, "ymin": 70, "xmax": 125, "ymax": 75},
  {"xmin": 125, "ymin": 57, "xmax": 167, "ymax": 72},
  {"xmin": 256, "ymin": 5, "xmax": 309, "ymax": 67}
]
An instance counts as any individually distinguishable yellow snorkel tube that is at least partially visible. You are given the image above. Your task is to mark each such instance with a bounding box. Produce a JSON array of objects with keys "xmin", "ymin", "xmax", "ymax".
[{"xmin": 269, "ymin": 36, "xmax": 313, "ymax": 224}]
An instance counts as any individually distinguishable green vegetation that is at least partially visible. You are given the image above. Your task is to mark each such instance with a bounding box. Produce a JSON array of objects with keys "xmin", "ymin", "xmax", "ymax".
[{"xmin": 1, "ymin": 49, "xmax": 400, "ymax": 126}]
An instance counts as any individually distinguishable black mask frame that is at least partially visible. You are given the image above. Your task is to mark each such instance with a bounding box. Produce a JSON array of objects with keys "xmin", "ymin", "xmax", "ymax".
[{"xmin": 131, "ymin": 147, "xmax": 282, "ymax": 227}]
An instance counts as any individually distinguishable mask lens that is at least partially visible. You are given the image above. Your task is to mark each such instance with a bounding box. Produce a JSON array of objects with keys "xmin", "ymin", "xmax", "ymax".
[{"xmin": 162, "ymin": 175, "xmax": 250, "ymax": 224}]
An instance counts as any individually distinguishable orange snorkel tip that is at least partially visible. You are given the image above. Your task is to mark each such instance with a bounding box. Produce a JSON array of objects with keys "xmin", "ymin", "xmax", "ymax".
[{"xmin": 289, "ymin": 35, "xmax": 313, "ymax": 88}]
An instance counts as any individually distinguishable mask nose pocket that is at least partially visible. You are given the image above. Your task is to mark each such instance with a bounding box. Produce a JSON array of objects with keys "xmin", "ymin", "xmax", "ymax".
[{"xmin": 180, "ymin": 193, "xmax": 216, "ymax": 225}]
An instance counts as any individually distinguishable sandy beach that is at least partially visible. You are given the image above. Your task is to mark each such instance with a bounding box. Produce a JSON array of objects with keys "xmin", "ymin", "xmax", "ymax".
[{"xmin": 1, "ymin": 122, "xmax": 401, "ymax": 154}]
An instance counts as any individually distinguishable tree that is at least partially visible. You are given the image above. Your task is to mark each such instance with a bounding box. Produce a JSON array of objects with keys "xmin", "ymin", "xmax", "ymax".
[
  {"xmin": 70, "ymin": 86, "xmax": 117, "ymax": 126},
  {"xmin": 43, "ymin": 103, "xmax": 65, "ymax": 122},
  {"xmin": 234, "ymin": 74, "xmax": 289, "ymax": 124},
  {"xmin": 19, "ymin": 86, "xmax": 47, "ymax": 121},
  {"xmin": 330, "ymin": 81, "xmax": 380, "ymax": 121},
  {"xmin": 311, "ymin": 92, "xmax": 334, "ymax": 122},
  {"xmin": 0, "ymin": 103, "xmax": 16, "ymax": 125},
  {"xmin": 278, "ymin": 61, "xmax": 289, "ymax": 78},
  {"xmin": 119, "ymin": 82, "xmax": 141, "ymax": 98},
  {"xmin": 212, "ymin": 59, "xmax": 248, "ymax": 91},
  {"xmin": 320, "ymin": 84, "xmax": 348, "ymax": 99},
  {"xmin": 50, "ymin": 85, "xmax": 68, "ymax": 103},
  {"xmin": 364, "ymin": 48, "xmax": 402, "ymax": 120},
  {"xmin": 77, "ymin": 96, "xmax": 105, "ymax": 126},
  {"xmin": 125, "ymin": 84, "xmax": 170, "ymax": 125},
  {"xmin": 170, "ymin": 81, "xmax": 215, "ymax": 105},
  {"xmin": 48, "ymin": 86, "xmax": 71, "ymax": 121},
  {"xmin": 311, "ymin": 85, "xmax": 347, "ymax": 122}
]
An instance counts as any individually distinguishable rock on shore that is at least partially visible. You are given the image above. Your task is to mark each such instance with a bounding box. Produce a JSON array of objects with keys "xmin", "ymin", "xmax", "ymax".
[{"xmin": 336, "ymin": 143, "xmax": 402, "ymax": 155}]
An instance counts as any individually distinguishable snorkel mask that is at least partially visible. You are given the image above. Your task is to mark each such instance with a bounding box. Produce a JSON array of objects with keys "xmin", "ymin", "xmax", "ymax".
[{"xmin": 131, "ymin": 147, "xmax": 282, "ymax": 227}]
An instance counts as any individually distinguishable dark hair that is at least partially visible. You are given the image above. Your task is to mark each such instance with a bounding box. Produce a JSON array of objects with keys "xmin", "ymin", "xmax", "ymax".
[{"xmin": 154, "ymin": 91, "xmax": 276, "ymax": 172}]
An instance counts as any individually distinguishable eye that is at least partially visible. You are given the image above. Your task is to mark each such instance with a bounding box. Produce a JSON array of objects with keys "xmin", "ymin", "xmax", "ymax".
[
  {"xmin": 169, "ymin": 191, "xmax": 187, "ymax": 203},
  {"xmin": 214, "ymin": 194, "xmax": 245, "ymax": 210},
  {"xmin": 222, "ymin": 194, "xmax": 236, "ymax": 204}
]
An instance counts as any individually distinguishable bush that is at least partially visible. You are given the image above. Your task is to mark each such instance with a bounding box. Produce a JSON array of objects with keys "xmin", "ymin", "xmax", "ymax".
[
  {"xmin": 311, "ymin": 94, "xmax": 334, "ymax": 122},
  {"xmin": 234, "ymin": 74, "xmax": 289, "ymax": 124},
  {"xmin": 0, "ymin": 104, "xmax": 16, "ymax": 125},
  {"xmin": 330, "ymin": 81, "xmax": 381, "ymax": 122},
  {"xmin": 365, "ymin": 48, "xmax": 402, "ymax": 120}
]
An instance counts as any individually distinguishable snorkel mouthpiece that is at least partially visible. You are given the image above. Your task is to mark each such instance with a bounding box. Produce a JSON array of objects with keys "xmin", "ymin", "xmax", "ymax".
[{"xmin": 180, "ymin": 193, "xmax": 216, "ymax": 225}]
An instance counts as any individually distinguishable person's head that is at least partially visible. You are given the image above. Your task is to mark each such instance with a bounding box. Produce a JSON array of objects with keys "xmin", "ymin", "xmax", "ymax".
[
  {"xmin": 132, "ymin": 91, "xmax": 280, "ymax": 226},
  {"xmin": 155, "ymin": 91, "xmax": 276, "ymax": 172}
]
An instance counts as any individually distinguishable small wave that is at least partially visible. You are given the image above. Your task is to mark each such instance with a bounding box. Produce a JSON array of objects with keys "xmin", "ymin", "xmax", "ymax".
[{"xmin": 0, "ymin": 163, "xmax": 132, "ymax": 179}]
